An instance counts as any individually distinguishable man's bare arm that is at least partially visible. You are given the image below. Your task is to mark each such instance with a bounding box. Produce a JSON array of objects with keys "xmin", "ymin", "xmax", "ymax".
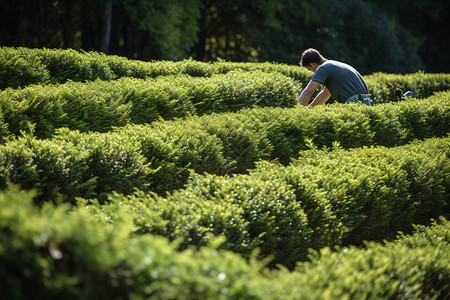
[
  {"xmin": 307, "ymin": 86, "xmax": 331, "ymax": 107},
  {"xmin": 298, "ymin": 81, "xmax": 321, "ymax": 106}
]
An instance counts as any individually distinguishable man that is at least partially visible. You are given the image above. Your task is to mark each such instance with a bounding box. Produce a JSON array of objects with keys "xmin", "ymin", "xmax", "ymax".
[{"xmin": 297, "ymin": 48, "xmax": 371, "ymax": 107}]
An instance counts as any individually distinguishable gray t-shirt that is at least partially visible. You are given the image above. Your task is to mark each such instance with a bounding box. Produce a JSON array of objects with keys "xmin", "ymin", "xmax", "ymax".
[{"xmin": 311, "ymin": 60, "xmax": 369, "ymax": 103}]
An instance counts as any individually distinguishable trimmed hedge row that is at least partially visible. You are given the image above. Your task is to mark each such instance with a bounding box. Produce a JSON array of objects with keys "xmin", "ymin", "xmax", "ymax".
[
  {"xmin": 270, "ymin": 217, "xmax": 450, "ymax": 299},
  {"xmin": 365, "ymin": 71, "xmax": 450, "ymax": 103},
  {"xmin": 196, "ymin": 91, "xmax": 449, "ymax": 166},
  {"xmin": 1, "ymin": 83, "xmax": 448, "ymax": 147},
  {"xmin": 0, "ymin": 185, "xmax": 448, "ymax": 299},
  {"xmin": 0, "ymin": 185, "xmax": 266, "ymax": 299},
  {"xmin": 0, "ymin": 93, "xmax": 448, "ymax": 203},
  {"xmin": 0, "ymin": 46, "xmax": 310, "ymax": 89},
  {"xmin": 0, "ymin": 71, "xmax": 300, "ymax": 139},
  {"xmin": 104, "ymin": 91, "xmax": 450, "ymax": 172},
  {"xmin": 2, "ymin": 46, "xmax": 450, "ymax": 103},
  {"xmin": 0, "ymin": 130, "xmax": 447, "ymax": 267},
  {"xmin": 0, "ymin": 47, "xmax": 114, "ymax": 89},
  {"xmin": 83, "ymin": 136, "xmax": 449, "ymax": 268}
]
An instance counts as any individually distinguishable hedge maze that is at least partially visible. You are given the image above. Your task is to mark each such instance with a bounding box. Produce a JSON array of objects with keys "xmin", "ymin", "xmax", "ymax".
[{"xmin": 0, "ymin": 47, "xmax": 449, "ymax": 299}]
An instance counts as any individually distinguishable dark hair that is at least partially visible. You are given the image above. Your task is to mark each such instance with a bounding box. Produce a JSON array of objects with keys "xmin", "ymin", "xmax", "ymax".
[{"xmin": 300, "ymin": 48, "xmax": 325, "ymax": 67}]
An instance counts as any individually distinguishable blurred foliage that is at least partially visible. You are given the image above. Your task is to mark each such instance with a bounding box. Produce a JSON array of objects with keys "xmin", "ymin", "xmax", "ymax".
[{"xmin": 0, "ymin": 150, "xmax": 448, "ymax": 298}]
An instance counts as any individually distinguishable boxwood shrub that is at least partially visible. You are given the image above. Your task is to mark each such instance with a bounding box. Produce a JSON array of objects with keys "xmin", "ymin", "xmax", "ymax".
[{"xmin": 0, "ymin": 185, "xmax": 448, "ymax": 299}]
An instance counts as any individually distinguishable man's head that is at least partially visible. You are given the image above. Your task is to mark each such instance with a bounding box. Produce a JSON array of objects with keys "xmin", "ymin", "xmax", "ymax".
[{"xmin": 300, "ymin": 48, "xmax": 326, "ymax": 71}]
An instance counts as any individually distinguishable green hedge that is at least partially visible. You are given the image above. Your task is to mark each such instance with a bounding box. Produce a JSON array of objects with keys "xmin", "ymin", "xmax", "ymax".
[
  {"xmin": 1, "ymin": 69, "xmax": 448, "ymax": 144},
  {"xmin": 120, "ymin": 91, "xmax": 448, "ymax": 171},
  {"xmin": 83, "ymin": 136, "xmax": 449, "ymax": 268},
  {"xmin": 3, "ymin": 47, "xmax": 450, "ymax": 104},
  {"xmin": 2, "ymin": 133, "xmax": 444, "ymax": 267},
  {"xmin": 365, "ymin": 71, "xmax": 450, "ymax": 103},
  {"xmin": 0, "ymin": 185, "xmax": 448, "ymax": 299},
  {"xmin": 0, "ymin": 93, "xmax": 448, "ymax": 203},
  {"xmin": 0, "ymin": 48, "xmax": 51, "ymax": 89},
  {"xmin": 0, "ymin": 185, "xmax": 268, "ymax": 299},
  {"xmin": 0, "ymin": 71, "xmax": 300, "ymax": 139},
  {"xmin": 0, "ymin": 47, "xmax": 115, "ymax": 89},
  {"xmin": 269, "ymin": 217, "xmax": 450, "ymax": 299},
  {"xmin": 0, "ymin": 46, "xmax": 310, "ymax": 88},
  {"xmin": 0, "ymin": 130, "xmax": 156, "ymax": 203},
  {"xmin": 270, "ymin": 90, "xmax": 450, "ymax": 162},
  {"xmin": 1, "ymin": 82, "xmax": 447, "ymax": 147}
]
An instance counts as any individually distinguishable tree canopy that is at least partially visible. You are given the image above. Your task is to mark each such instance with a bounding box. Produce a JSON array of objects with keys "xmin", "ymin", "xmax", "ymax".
[{"xmin": 0, "ymin": 0, "xmax": 448, "ymax": 74}]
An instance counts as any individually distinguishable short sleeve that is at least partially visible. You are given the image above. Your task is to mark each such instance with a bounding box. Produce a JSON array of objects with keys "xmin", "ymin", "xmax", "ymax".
[{"xmin": 311, "ymin": 65, "xmax": 328, "ymax": 84}]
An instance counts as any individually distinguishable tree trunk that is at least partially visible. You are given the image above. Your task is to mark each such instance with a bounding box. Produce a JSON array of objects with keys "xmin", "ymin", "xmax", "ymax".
[{"xmin": 100, "ymin": 2, "xmax": 113, "ymax": 53}]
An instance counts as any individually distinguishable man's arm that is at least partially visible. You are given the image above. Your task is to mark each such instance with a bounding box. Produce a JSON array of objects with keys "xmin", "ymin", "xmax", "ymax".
[
  {"xmin": 298, "ymin": 80, "xmax": 321, "ymax": 106},
  {"xmin": 307, "ymin": 86, "xmax": 331, "ymax": 108}
]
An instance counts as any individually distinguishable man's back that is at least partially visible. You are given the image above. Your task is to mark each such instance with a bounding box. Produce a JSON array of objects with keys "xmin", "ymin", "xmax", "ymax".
[{"xmin": 311, "ymin": 60, "xmax": 369, "ymax": 102}]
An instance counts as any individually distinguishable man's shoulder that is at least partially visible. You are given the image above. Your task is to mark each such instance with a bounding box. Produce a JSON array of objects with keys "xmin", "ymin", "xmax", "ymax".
[
  {"xmin": 321, "ymin": 60, "xmax": 357, "ymax": 74},
  {"xmin": 313, "ymin": 60, "xmax": 347, "ymax": 82},
  {"xmin": 322, "ymin": 60, "xmax": 348, "ymax": 68}
]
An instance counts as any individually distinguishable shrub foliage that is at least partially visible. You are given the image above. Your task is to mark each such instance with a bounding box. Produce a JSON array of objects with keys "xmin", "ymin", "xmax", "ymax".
[{"xmin": 0, "ymin": 186, "xmax": 448, "ymax": 299}]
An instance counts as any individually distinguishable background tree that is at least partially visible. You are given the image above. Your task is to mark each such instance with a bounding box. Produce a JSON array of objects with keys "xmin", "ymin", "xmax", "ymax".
[
  {"xmin": 0, "ymin": 0, "xmax": 448, "ymax": 73},
  {"xmin": 0, "ymin": 0, "xmax": 202, "ymax": 60},
  {"xmin": 118, "ymin": 0, "xmax": 202, "ymax": 59},
  {"xmin": 370, "ymin": 0, "xmax": 450, "ymax": 73},
  {"xmin": 194, "ymin": 0, "xmax": 422, "ymax": 74}
]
